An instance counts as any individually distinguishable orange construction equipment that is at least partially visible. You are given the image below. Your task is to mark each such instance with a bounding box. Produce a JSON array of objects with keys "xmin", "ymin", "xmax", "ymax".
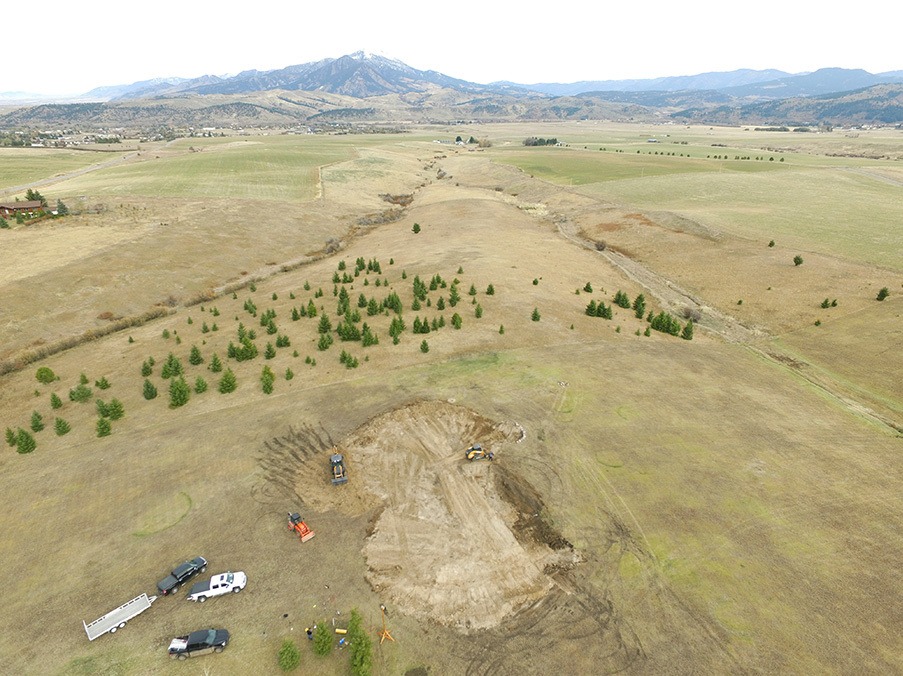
[{"xmin": 287, "ymin": 512, "xmax": 315, "ymax": 542}]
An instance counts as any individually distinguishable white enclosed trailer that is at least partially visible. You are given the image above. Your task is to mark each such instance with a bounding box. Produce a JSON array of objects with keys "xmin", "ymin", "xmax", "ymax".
[{"xmin": 83, "ymin": 593, "xmax": 157, "ymax": 640}]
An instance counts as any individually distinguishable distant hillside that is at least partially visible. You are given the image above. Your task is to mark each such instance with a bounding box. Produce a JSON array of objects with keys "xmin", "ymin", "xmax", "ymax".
[
  {"xmin": 720, "ymin": 68, "xmax": 903, "ymax": 99},
  {"xmin": 114, "ymin": 51, "xmax": 488, "ymax": 100},
  {"xmin": 672, "ymin": 83, "xmax": 903, "ymax": 125},
  {"xmin": 3, "ymin": 56, "xmax": 903, "ymax": 129},
  {"xmin": 517, "ymin": 69, "xmax": 791, "ymax": 96}
]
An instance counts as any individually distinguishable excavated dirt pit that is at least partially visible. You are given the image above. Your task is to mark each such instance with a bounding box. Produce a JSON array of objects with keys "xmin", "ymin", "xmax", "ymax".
[{"xmin": 290, "ymin": 400, "xmax": 577, "ymax": 630}]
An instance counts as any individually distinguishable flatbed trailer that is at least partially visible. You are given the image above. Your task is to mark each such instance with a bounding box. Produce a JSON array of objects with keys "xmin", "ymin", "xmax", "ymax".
[{"xmin": 83, "ymin": 593, "xmax": 157, "ymax": 640}]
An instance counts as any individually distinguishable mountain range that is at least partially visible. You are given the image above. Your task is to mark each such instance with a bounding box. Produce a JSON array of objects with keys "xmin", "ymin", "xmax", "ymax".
[{"xmin": 2, "ymin": 52, "xmax": 902, "ymax": 128}]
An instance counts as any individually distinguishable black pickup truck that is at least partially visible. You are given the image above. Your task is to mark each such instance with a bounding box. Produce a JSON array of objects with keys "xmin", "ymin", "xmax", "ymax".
[
  {"xmin": 168, "ymin": 628, "xmax": 229, "ymax": 659},
  {"xmin": 157, "ymin": 556, "xmax": 207, "ymax": 596}
]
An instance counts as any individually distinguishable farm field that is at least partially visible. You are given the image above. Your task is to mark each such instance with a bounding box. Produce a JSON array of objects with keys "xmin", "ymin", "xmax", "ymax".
[
  {"xmin": 0, "ymin": 123, "xmax": 900, "ymax": 675},
  {"xmin": 0, "ymin": 147, "xmax": 125, "ymax": 190}
]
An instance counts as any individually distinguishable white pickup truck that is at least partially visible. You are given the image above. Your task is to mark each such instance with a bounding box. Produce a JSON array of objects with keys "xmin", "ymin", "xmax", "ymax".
[{"xmin": 186, "ymin": 571, "xmax": 247, "ymax": 602}]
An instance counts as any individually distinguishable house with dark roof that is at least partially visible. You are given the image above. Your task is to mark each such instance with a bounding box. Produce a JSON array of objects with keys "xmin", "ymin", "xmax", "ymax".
[{"xmin": 0, "ymin": 201, "xmax": 44, "ymax": 217}]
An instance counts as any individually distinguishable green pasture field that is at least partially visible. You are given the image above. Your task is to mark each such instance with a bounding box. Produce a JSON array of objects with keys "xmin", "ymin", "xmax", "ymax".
[
  {"xmin": 495, "ymin": 147, "xmax": 782, "ymax": 185},
  {"xmin": 488, "ymin": 134, "xmax": 902, "ymax": 270},
  {"xmin": 581, "ymin": 165, "xmax": 903, "ymax": 270},
  {"xmin": 47, "ymin": 135, "xmax": 374, "ymax": 202},
  {"xmin": 0, "ymin": 148, "xmax": 118, "ymax": 193}
]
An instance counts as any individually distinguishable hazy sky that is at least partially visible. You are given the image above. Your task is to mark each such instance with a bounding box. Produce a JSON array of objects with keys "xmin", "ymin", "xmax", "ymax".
[{"xmin": 5, "ymin": 0, "xmax": 902, "ymax": 95}]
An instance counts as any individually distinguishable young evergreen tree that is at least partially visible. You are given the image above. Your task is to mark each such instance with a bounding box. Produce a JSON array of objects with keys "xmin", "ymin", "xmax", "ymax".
[
  {"xmin": 261, "ymin": 366, "xmax": 275, "ymax": 394},
  {"xmin": 189, "ymin": 345, "xmax": 203, "ymax": 365},
  {"xmin": 209, "ymin": 353, "xmax": 223, "ymax": 373},
  {"xmin": 681, "ymin": 320, "xmax": 694, "ymax": 340},
  {"xmin": 30, "ymin": 411, "xmax": 45, "ymax": 432},
  {"xmin": 313, "ymin": 622, "xmax": 332, "ymax": 656},
  {"xmin": 69, "ymin": 383, "xmax": 93, "ymax": 403},
  {"xmin": 632, "ymin": 294, "xmax": 646, "ymax": 319},
  {"xmin": 54, "ymin": 417, "xmax": 71, "ymax": 436},
  {"xmin": 35, "ymin": 366, "xmax": 56, "ymax": 384},
  {"xmin": 107, "ymin": 398, "xmax": 125, "ymax": 420},
  {"xmin": 194, "ymin": 377, "xmax": 208, "ymax": 394},
  {"xmin": 50, "ymin": 392, "xmax": 63, "ymax": 409},
  {"xmin": 96, "ymin": 418, "xmax": 112, "ymax": 438},
  {"xmin": 161, "ymin": 353, "xmax": 183, "ymax": 379},
  {"xmin": 531, "ymin": 308, "xmax": 541, "ymax": 321},
  {"xmin": 219, "ymin": 369, "xmax": 238, "ymax": 394},
  {"xmin": 143, "ymin": 379, "xmax": 158, "ymax": 400},
  {"xmin": 169, "ymin": 377, "xmax": 190, "ymax": 408},
  {"xmin": 361, "ymin": 324, "xmax": 379, "ymax": 347},
  {"xmin": 452, "ymin": 313, "xmax": 462, "ymax": 329},
  {"xmin": 475, "ymin": 304, "xmax": 483, "ymax": 318},
  {"xmin": 285, "ymin": 368, "xmax": 294, "ymax": 381},
  {"xmin": 141, "ymin": 359, "xmax": 153, "ymax": 377},
  {"xmin": 278, "ymin": 638, "xmax": 301, "ymax": 672},
  {"xmin": 317, "ymin": 333, "xmax": 334, "ymax": 351},
  {"xmin": 95, "ymin": 399, "xmax": 110, "ymax": 418},
  {"xmin": 265, "ymin": 343, "xmax": 277, "ymax": 359},
  {"xmin": 6, "ymin": 427, "xmax": 17, "ymax": 447},
  {"xmin": 876, "ymin": 287, "xmax": 890, "ymax": 301},
  {"xmin": 347, "ymin": 609, "xmax": 373, "ymax": 676},
  {"xmin": 17, "ymin": 428, "xmax": 37, "ymax": 453}
]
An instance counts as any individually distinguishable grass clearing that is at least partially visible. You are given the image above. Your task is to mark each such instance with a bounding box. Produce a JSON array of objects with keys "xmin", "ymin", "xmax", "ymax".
[
  {"xmin": 49, "ymin": 136, "xmax": 360, "ymax": 201},
  {"xmin": 578, "ymin": 163, "xmax": 903, "ymax": 269},
  {"xmin": 0, "ymin": 122, "xmax": 899, "ymax": 674},
  {"xmin": 0, "ymin": 148, "xmax": 120, "ymax": 193}
]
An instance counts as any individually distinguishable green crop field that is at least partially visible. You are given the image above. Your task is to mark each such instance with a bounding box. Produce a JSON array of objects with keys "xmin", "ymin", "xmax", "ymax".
[
  {"xmin": 580, "ymin": 165, "xmax": 903, "ymax": 270},
  {"xmin": 495, "ymin": 147, "xmax": 785, "ymax": 184},
  {"xmin": 0, "ymin": 148, "xmax": 117, "ymax": 191},
  {"xmin": 48, "ymin": 136, "xmax": 365, "ymax": 202}
]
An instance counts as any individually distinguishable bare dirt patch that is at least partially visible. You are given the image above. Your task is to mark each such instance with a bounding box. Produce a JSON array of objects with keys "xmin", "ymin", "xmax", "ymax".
[{"xmin": 282, "ymin": 400, "xmax": 578, "ymax": 631}]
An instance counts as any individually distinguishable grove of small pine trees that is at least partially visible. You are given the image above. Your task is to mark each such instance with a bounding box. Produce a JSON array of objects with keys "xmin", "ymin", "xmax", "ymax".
[
  {"xmin": 161, "ymin": 353, "xmax": 184, "ymax": 379},
  {"xmin": 650, "ymin": 311, "xmax": 682, "ymax": 336},
  {"xmin": 632, "ymin": 294, "xmax": 646, "ymax": 318},
  {"xmin": 613, "ymin": 290, "xmax": 631, "ymax": 309}
]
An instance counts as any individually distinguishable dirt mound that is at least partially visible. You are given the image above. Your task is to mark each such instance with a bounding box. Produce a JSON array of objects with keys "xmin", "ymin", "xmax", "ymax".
[{"xmin": 333, "ymin": 400, "xmax": 577, "ymax": 630}]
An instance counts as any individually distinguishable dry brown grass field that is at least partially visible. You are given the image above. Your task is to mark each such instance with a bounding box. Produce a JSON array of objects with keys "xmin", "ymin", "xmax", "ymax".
[{"xmin": 0, "ymin": 123, "xmax": 900, "ymax": 675}]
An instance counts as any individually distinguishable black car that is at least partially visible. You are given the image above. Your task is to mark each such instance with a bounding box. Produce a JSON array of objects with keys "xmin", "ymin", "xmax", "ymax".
[
  {"xmin": 157, "ymin": 556, "xmax": 207, "ymax": 596},
  {"xmin": 168, "ymin": 628, "xmax": 229, "ymax": 659}
]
